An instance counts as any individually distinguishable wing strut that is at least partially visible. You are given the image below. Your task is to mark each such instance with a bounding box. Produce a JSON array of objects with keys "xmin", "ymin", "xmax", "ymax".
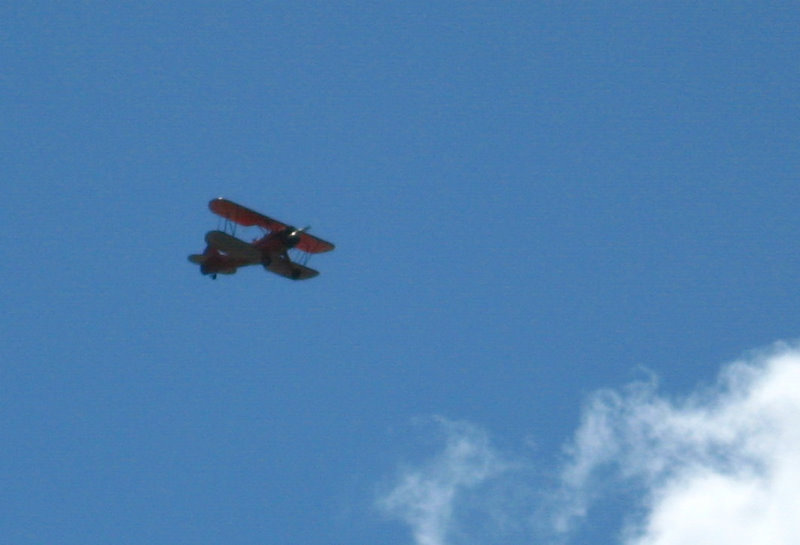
[
  {"xmin": 217, "ymin": 216, "xmax": 238, "ymax": 237},
  {"xmin": 289, "ymin": 247, "xmax": 312, "ymax": 266}
]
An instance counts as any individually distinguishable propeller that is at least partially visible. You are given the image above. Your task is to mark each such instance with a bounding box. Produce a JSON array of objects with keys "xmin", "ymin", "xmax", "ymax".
[{"xmin": 280, "ymin": 225, "xmax": 311, "ymax": 248}]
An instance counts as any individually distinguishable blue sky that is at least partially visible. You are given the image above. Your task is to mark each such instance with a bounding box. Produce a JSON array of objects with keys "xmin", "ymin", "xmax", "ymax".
[{"xmin": 3, "ymin": 3, "xmax": 799, "ymax": 544}]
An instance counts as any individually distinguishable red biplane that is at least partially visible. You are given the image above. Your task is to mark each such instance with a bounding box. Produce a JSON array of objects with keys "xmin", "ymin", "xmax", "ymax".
[{"xmin": 188, "ymin": 198, "xmax": 335, "ymax": 280}]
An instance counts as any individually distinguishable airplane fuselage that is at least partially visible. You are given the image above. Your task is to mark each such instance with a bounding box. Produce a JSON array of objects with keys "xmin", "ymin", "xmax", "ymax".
[{"xmin": 189, "ymin": 229, "xmax": 318, "ymax": 280}]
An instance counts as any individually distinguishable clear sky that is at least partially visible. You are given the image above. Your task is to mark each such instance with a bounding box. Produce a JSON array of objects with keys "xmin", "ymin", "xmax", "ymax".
[{"xmin": 3, "ymin": 3, "xmax": 799, "ymax": 545}]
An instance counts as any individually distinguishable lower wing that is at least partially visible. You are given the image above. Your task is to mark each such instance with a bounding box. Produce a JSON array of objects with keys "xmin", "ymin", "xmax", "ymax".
[
  {"xmin": 204, "ymin": 230, "xmax": 262, "ymax": 262},
  {"xmin": 264, "ymin": 259, "xmax": 320, "ymax": 280}
]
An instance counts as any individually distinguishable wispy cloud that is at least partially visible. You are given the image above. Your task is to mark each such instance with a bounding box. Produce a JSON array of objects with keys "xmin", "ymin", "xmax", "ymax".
[
  {"xmin": 377, "ymin": 343, "xmax": 800, "ymax": 545},
  {"xmin": 376, "ymin": 417, "xmax": 516, "ymax": 545}
]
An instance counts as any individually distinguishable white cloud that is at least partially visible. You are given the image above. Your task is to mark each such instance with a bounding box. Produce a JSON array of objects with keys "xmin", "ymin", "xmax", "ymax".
[
  {"xmin": 376, "ymin": 417, "xmax": 514, "ymax": 545},
  {"xmin": 377, "ymin": 343, "xmax": 800, "ymax": 545},
  {"xmin": 558, "ymin": 342, "xmax": 800, "ymax": 545}
]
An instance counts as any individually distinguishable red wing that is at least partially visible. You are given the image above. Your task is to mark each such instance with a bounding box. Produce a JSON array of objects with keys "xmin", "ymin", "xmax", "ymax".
[
  {"xmin": 296, "ymin": 232, "xmax": 335, "ymax": 254},
  {"xmin": 210, "ymin": 198, "xmax": 335, "ymax": 254},
  {"xmin": 208, "ymin": 198, "xmax": 287, "ymax": 232}
]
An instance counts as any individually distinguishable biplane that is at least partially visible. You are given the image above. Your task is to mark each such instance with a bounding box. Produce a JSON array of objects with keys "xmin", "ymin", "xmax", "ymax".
[{"xmin": 188, "ymin": 198, "xmax": 335, "ymax": 280}]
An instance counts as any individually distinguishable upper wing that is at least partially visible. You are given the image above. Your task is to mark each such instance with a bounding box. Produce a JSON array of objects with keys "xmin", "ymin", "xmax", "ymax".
[
  {"xmin": 209, "ymin": 198, "xmax": 335, "ymax": 254},
  {"xmin": 209, "ymin": 198, "xmax": 287, "ymax": 232},
  {"xmin": 295, "ymin": 232, "xmax": 335, "ymax": 254}
]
